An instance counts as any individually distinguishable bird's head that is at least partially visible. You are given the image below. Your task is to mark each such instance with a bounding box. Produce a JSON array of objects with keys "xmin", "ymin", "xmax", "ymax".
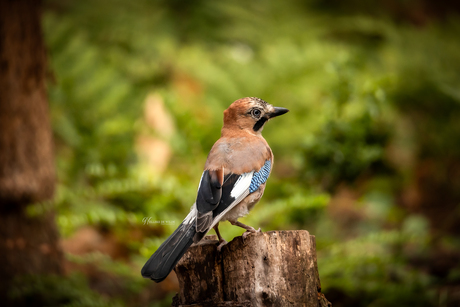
[{"xmin": 222, "ymin": 97, "xmax": 289, "ymax": 134}]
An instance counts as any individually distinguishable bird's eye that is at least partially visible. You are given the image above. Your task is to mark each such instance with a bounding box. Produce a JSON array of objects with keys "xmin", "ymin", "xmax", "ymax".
[{"xmin": 251, "ymin": 109, "xmax": 262, "ymax": 118}]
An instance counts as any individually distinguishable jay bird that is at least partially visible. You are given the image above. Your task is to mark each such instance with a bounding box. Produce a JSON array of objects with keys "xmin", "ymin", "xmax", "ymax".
[{"xmin": 141, "ymin": 97, "xmax": 288, "ymax": 282}]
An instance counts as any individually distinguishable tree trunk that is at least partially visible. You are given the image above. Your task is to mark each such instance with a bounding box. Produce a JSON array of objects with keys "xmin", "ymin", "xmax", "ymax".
[
  {"xmin": 0, "ymin": 0, "xmax": 63, "ymax": 302},
  {"xmin": 172, "ymin": 230, "xmax": 331, "ymax": 307}
]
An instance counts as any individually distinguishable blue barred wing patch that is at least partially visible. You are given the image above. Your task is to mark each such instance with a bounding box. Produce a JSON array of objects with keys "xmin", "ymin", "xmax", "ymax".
[{"xmin": 249, "ymin": 160, "xmax": 271, "ymax": 193}]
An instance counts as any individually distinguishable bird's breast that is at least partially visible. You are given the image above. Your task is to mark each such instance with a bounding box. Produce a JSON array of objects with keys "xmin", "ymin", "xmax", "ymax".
[{"xmin": 205, "ymin": 136, "xmax": 272, "ymax": 174}]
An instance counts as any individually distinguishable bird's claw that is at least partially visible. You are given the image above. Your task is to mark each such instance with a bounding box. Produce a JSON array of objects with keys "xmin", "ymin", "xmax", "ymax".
[
  {"xmin": 242, "ymin": 228, "xmax": 261, "ymax": 242},
  {"xmin": 217, "ymin": 239, "xmax": 228, "ymax": 252}
]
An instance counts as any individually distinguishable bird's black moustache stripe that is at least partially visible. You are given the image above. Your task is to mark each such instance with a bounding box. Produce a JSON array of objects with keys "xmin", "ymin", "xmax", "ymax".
[{"xmin": 253, "ymin": 117, "xmax": 268, "ymax": 131}]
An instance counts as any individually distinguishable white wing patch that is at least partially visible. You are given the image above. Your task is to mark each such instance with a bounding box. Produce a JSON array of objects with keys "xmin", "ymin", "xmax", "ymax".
[
  {"xmin": 209, "ymin": 171, "xmax": 254, "ymax": 230},
  {"xmin": 196, "ymin": 172, "xmax": 205, "ymax": 192},
  {"xmin": 184, "ymin": 171, "xmax": 254, "ymax": 231},
  {"xmin": 230, "ymin": 171, "xmax": 254, "ymax": 198},
  {"xmin": 183, "ymin": 204, "xmax": 197, "ymax": 225}
]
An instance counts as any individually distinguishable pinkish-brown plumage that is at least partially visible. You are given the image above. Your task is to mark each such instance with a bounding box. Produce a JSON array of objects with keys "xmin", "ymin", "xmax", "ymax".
[
  {"xmin": 141, "ymin": 97, "xmax": 288, "ymax": 283},
  {"xmin": 202, "ymin": 97, "xmax": 288, "ymax": 234},
  {"xmin": 205, "ymin": 97, "xmax": 276, "ymax": 174}
]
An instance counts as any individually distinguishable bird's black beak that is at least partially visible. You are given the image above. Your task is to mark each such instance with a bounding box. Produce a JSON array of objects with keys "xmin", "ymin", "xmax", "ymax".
[{"xmin": 269, "ymin": 107, "xmax": 289, "ymax": 118}]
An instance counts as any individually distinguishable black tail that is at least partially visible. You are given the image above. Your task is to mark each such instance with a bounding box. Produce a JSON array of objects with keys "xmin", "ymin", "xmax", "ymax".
[{"xmin": 141, "ymin": 220, "xmax": 197, "ymax": 282}]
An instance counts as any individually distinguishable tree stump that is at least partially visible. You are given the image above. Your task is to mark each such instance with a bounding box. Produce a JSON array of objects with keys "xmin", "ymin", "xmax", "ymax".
[{"xmin": 172, "ymin": 230, "xmax": 331, "ymax": 307}]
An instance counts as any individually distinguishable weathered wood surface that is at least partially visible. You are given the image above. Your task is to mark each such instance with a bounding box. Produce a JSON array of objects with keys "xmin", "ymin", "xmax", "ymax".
[{"xmin": 172, "ymin": 230, "xmax": 331, "ymax": 307}]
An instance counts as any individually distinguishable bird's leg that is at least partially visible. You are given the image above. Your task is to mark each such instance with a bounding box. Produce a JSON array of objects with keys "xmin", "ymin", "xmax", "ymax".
[
  {"xmin": 213, "ymin": 224, "xmax": 228, "ymax": 251},
  {"xmin": 230, "ymin": 220, "xmax": 261, "ymax": 240}
]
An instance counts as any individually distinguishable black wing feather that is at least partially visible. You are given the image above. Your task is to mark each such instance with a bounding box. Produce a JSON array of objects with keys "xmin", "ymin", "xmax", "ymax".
[
  {"xmin": 212, "ymin": 173, "xmax": 240, "ymax": 217},
  {"xmin": 141, "ymin": 219, "xmax": 196, "ymax": 282},
  {"xmin": 141, "ymin": 171, "xmax": 246, "ymax": 282},
  {"xmin": 193, "ymin": 172, "xmax": 240, "ymax": 241},
  {"xmin": 195, "ymin": 170, "xmax": 223, "ymax": 232},
  {"xmin": 196, "ymin": 170, "xmax": 222, "ymax": 213}
]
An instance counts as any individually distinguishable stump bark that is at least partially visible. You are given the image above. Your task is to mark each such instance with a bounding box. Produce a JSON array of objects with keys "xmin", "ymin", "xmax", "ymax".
[{"xmin": 172, "ymin": 230, "xmax": 331, "ymax": 307}]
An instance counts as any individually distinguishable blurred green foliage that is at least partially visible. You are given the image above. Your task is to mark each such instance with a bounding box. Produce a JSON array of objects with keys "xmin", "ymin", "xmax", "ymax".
[
  {"xmin": 10, "ymin": 273, "xmax": 123, "ymax": 307},
  {"xmin": 36, "ymin": 0, "xmax": 460, "ymax": 305}
]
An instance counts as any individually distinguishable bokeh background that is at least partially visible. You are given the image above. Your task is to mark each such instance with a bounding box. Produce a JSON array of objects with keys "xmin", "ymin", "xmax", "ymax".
[{"xmin": 5, "ymin": 0, "xmax": 460, "ymax": 306}]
